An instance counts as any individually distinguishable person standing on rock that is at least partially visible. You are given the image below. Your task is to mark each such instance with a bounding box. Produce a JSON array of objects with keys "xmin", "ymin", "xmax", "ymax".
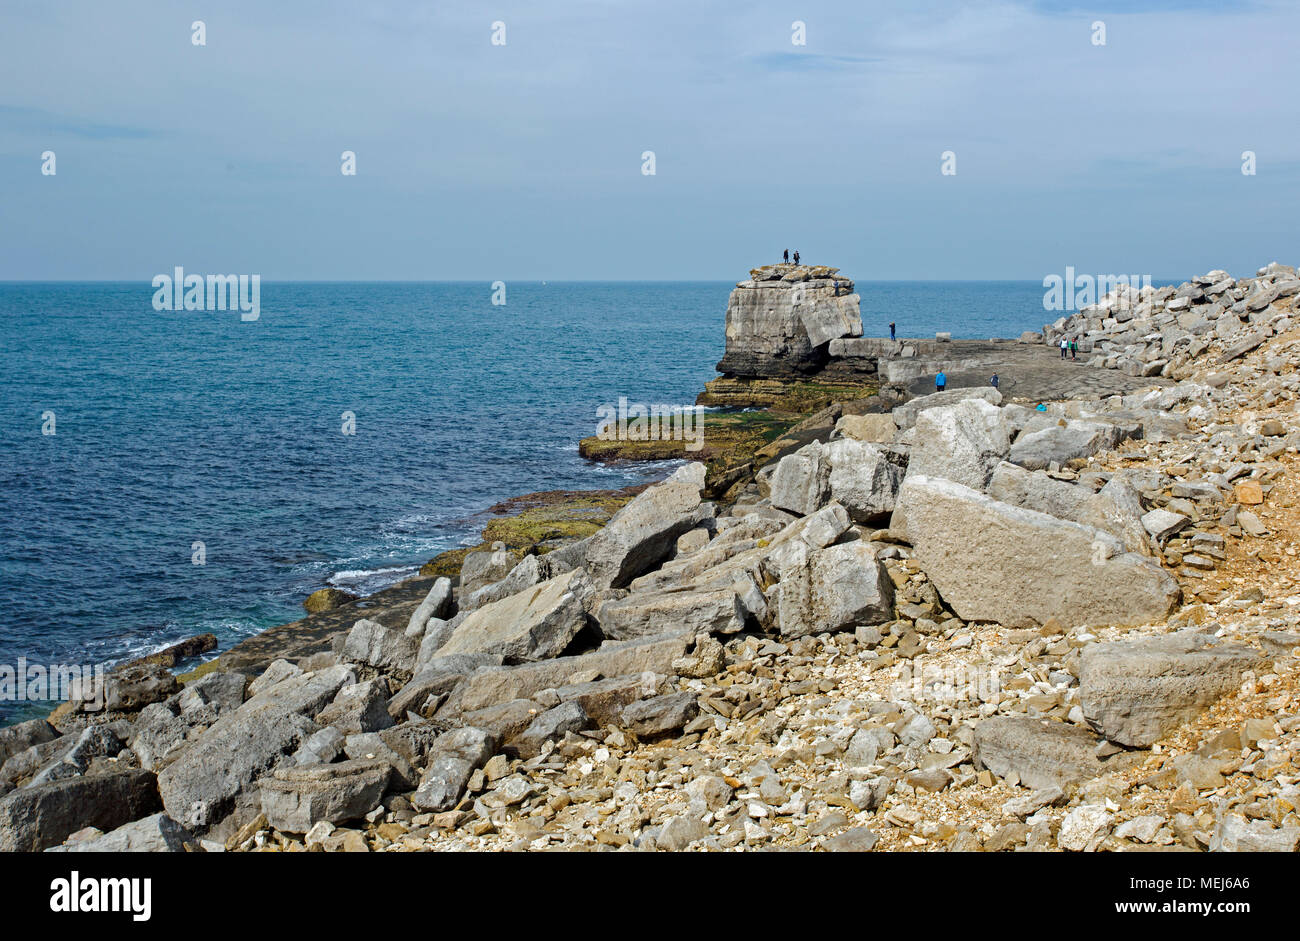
[
  {"xmin": 889, "ymin": 321, "xmax": 896, "ymax": 341},
  {"xmin": 935, "ymin": 370, "xmax": 947, "ymax": 392},
  {"xmin": 793, "ymin": 250, "xmax": 800, "ymax": 265},
  {"xmin": 783, "ymin": 249, "xmax": 789, "ymax": 263},
  {"xmin": 1060, "ymin": 337, "xmax": 1068, "ymax": 360},
  {"xmin": 990, "ymin": 373, "xmax": 999, "ymax": 390}
]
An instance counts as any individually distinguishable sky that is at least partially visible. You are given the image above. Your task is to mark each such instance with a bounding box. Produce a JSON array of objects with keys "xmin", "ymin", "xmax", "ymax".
[{"xmin": 0, "ymin": 0, "xmax": 1296, "ymax": 281}]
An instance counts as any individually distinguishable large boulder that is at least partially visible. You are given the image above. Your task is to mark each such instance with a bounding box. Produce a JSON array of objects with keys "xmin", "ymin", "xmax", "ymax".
[
  {"xmin": 0, "ymin": 769, "xmax": 161, "ymax": 852},
  {"xmin": 460, "ymin": 555, "xmax": 545, "ymax": 612},
  {"xmin": 835, "ymin": 413, "xmax": 897, "ymax": 444},
  {"xmin": 546, "ymin": 675, "xmax": 652, "ymax": 726},
  {"xmin": 130, "ymin": 670, "xmax": 250, "ymax": 773},
  {"xmin": 1079, "ymin": 631, "xmax": 1266, "ymax": 747},
  {"xmin": 0, "ymin": 719, "xmax": 58, "ymax": 768},
  {"xmin": 759, "ymin": 503, "xmax": 854, "ymax": 583},
  {"xmin": 825, "ymin": 438, "xmax": 906, "ymax": 524},
  {"xmin": 510, "ymin": 702, "xmax": 593, "ymax": 758},
  {"xmin": 389, "ymin": 653, "xmax": 502, "ymax": 719},
  {"xmin": 460, "ymin": 543, "xmax": 516, "ymax": 593},
  {"xmin": 343, "ymin": 620, "xmax": 419, "ymax": 677},
  {"xmin": 907, "ymin": 398, "xmax": 1010, "ymax": 491},
  {"xmin": 130, "ymin": 707, "xmax": 197, "ymax": 773},
  {"xmin": 70, "ymin": 661, "xmax": 178, "ymax": 714},
  {"xmin": 343, "ymin": 733, "xmax": 418, "ymax": 790},
  {"xmin": 897, "ymin": 475, "xmax": 1180, "ymax": 628},
  {"xmin": 892, "ymin": 386, "xmax": 1001, "ymax": 431},
  {"xmin": 405, "ymin": 578, "xmax": 453, "ymax": 638},
  {"xmin": 775, "ymin": 541, "xmax": 894, "ymax": 638},
  {"xmin": 303, "ymin": 587, "xmax": 358, "ymax": 614},
  {"xmin": 584, "ymin": 464, "xmax": 714, "ymax": 588},
  {"xmin": 26, "ymin": 724, "xmax": 128, "ymax": 788},
  {"xmin": 315, "ymin": 678, "xmax": 394, "ymax": 734},
  {"xmin": 54, "ymin": 812, "xmax": 195, "ymax": 853},
  {"xmin": 987, "ymin": 463, "xmax": 1150, "ymax": 554},
  {"xmin": 259, "ymin": 758, "xmax": 392, "ymax": 833},
  {"xmin": 0, "ymin": 735, "xmax": 71, "ymax": 786},
  {"xmin": 157, "ymin": 665, "xmax": 356, "ymax": 829},
  {"xmin": 627, "ymin": 502, "xmax": 845, "ymax": 597},
  {"xmin": 411, "ymin": 727, "xmax": 499, "ymax": 813},
  {"xmin": 769, "ymin": 442, "xmax": 831, "ymax": 516},
  {"xmin": 972, "ymin": 717, "xmax": 1139, "ymax": 790},
  {"xmin": 178, "ymin": 669, "xmax": 248, "ymax": 715},
  {"xmin": 455, "ymin": 633, "xmax": 692, "ymax": 713},
  {"xmin": 595, "ymin": 587, "xmax": 747, "ymax": 641},
  {"xmin": 621, "ymin": 691, "xmax": 699, "ymax": 737},
  {"xmin": 435, "ymin": 568, "xmax": 593, "ymax": 661},
  {"xmin": 1008, "ymin": 419, "xmax": 1127, "ymax": 471}
]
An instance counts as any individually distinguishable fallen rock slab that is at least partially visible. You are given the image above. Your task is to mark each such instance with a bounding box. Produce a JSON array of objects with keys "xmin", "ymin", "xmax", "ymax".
[
  {"xmin": 908, "ymin": 398, "xmax": 1010, "ymax": 490},
  {"xmin": 510, "ymin": 702, "xmax": 591, "ymax": 758},
  {"xmin": 0, "ymin": 769, "xmax": 161, "ymax": 852},
  {"xmin": 260, "ymin": 758, "xmax": 392, "ymax": 833},
  {"xmin": 825, "ymin": 438, "xmax": 906, "ymax": 523},
  {"xmin": 435, "ymin": 568, "xmax": 593, "ymax": 661},
  {"xmin": 455, "ymin": 632, "xmax": 691, "ymax": 713},
  {"xmin": 157, "ymin": 665, "xmax": 355, "ymax": 829},
  {"xmin": 1008, "ymin": 420, "xmax": 1124, "ymax": 471},
  {"xmin": 584, "ymin": 463, "xmax": 714, "ymax": 588},
  {"xmin": 769, "ymin": 441, "xmax": 831, "ymax": 516},
  {"xmin": 775, "ymin": 541, "xmax": 894, "ymax": 638},
  {"xmin": 972, "ymin": 717, "xmax": 1139, "ymax": 790},
  {"xmin": 343, "ymin": 620, "xmax": 419, "ymax": 677},
  {"xmin": 892, "ymin": 387, "xmax": 1001, "ymax": 431},
  {"xmin": 836, "ymin": 413, "xmax": 896, "ymax": 443},
  {"xmin": 0, "ymin": 718, "xmax": 58, "ymax": 768},
  {"xmin": 411, "ymin": 727, "xmax": 499, "ymax": 813},
  {"xmin": 897, "ymin": 475, "xmax": 1180, "ymax": 628},
  {"xmin": 405, "ymin": 577, "xmax": 453, "ymax": 638},
  {"xmin": 551, "ymin": 674, "xmax": 652, "ymax": 725},
  {"xmin": 988, "ymin": 462, "xmax": 1150, "ymax": 554},
  {"xmin": 1079, "ymin": 630, "xmax": 1266, "ymax": 747},
  {"xmin": 621, "ymin": 691, "xmax": 698, "ymax": 737},
  {"xmin": 595, "ymin": 587, "xmax": 747, "ymax": 641},
  {"xmin": 53, "ymin": 812, "xmax": 195, "ymax": 853}
]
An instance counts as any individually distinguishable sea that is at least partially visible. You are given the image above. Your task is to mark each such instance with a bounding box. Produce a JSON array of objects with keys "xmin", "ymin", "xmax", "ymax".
[{"xmin": 0, "ymin": 279, "xmax": 1060, "ymax": 725}]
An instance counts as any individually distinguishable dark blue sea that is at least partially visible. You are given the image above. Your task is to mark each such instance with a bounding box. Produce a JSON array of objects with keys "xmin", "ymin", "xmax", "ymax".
[{"xmin": 0, "ymin": 279, "xmax": 1054, "ymax": 724}]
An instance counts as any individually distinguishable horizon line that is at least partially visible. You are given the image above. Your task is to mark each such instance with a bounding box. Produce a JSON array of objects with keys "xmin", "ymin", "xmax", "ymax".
[{"xmin": 0, "ymin": 276, "xmax": 1193, "ymax": 285}]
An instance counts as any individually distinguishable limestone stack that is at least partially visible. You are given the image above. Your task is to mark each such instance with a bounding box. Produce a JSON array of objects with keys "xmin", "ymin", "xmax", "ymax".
[{"xmin": 716, "ymin": 264, "xmax": 863, "ymax": 378}]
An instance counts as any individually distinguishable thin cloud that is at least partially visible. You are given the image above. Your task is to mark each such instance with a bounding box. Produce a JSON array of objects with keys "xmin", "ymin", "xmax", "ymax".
[
  {"xmin": 0, "ymin": 104, "xmax": 162, "ymax": 141},
  {"xmin": 751, "ymin": 52, "xmax": 883, "ymax": 72}
]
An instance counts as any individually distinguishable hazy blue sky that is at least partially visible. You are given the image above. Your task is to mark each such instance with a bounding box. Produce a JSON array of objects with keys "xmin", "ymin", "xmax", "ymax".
[{"xmin": 1, "ymin": 0, "xmax": 1295, "ymax": 280}]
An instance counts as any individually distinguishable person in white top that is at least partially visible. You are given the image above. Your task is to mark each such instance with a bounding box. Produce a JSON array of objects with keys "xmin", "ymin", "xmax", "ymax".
[{"xmin": 1060, "ymin": 338, "xmax": 1068, "ymax": 360}]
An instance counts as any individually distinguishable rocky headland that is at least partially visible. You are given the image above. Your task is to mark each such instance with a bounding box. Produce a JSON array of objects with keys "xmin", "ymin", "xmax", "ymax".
[{"xmin": 4, "ymin": 261, "xmax": 1300, "ymax": 854}]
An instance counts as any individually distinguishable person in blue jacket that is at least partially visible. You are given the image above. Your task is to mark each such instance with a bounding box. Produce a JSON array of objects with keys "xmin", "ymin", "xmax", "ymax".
[{"xmin": 935, "ymin": 370, "xmax": 947, "ymax": 392}]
